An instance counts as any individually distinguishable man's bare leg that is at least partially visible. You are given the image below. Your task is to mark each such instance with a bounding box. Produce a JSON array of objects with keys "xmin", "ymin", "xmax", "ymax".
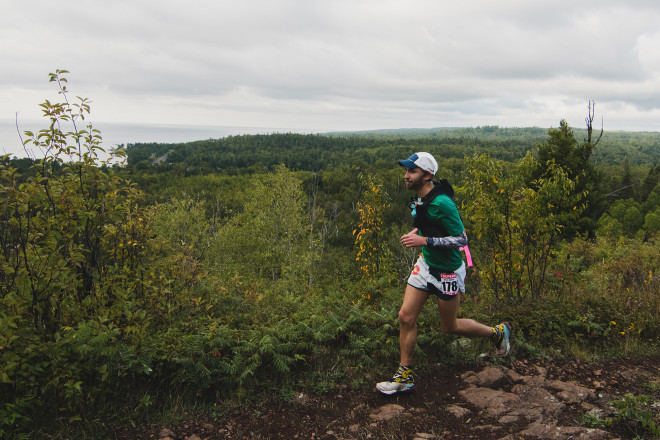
[
  {"xmin": 436, "ymin": 294, "xmax": 493, "ymax": 337},
  {"xmin": 399, "ymin": 284, "xmax": 430, "ymax": 366},
  {"xmin": 376, "ymin": 285, "xmax": 428, "ymax": 395}
]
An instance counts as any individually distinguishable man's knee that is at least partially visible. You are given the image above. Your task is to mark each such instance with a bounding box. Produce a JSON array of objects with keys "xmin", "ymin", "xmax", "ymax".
[
  {"xmin": 398, "ymin": 309, "xmax": 417, "ymax": 328},
  {"xmin": 441, "ymin": 321, "xmax": 459, "ymax": 334}
]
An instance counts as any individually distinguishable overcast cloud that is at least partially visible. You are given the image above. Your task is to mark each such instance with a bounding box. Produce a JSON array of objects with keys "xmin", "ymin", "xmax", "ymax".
[{"xmin": 2, "ymin": 0, "xmax": 660, "ymax": 156}]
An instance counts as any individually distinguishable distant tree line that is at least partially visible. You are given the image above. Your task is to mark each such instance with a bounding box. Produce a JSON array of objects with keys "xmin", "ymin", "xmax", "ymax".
[{"xmin": 122, "ymin": 126, "xmax": 659, "ymax": 175}]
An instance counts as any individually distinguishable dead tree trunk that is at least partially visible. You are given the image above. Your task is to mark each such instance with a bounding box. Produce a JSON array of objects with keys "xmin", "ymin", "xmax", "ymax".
[{"xmin": 585, "ymin": 100, "xmax": 603, "ymax": 146}]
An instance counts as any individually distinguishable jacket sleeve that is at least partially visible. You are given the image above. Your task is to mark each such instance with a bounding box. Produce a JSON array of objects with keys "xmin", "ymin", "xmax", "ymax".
[{"xmin": 425, "ymin": 231, "xmax": 468, "ymax": 248}]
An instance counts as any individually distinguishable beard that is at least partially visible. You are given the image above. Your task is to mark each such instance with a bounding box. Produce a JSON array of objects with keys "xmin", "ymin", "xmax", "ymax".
[{"xmin": 405, "ymin": 173, "xmax": 427, "ymax": 191}]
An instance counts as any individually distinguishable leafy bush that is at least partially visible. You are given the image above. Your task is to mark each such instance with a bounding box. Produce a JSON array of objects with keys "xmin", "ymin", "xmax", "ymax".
[
  {"xmin": 610, "ymin": 394, "xmax": 659, "ymax": 438},
  {"xmin": 0, "ymin": 70, "xmax": 157, "ymax": 437},
  {"xmin": 494, "ymin": 235, "xmax": 659, "ymax": 354},
  {"xmin": 459, "ymin": 152, "xmax": 585, "ymax": 300}
]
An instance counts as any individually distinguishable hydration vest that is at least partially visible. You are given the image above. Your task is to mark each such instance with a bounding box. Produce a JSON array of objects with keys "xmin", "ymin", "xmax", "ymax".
[
  {"xmin": 409, "ymin": 179, "xmax": 474, "ymax": 268},
  {"xmin": 409, "ymin": 179, "xmax": 455, "ymax": 237}
]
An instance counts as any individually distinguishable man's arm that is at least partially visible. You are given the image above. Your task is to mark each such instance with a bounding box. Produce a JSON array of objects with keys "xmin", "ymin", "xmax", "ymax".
[
  {"xmin": 400, "ymin": 229, "xmax": 468, "ymax": 248},
  {"xmin": 425, "ymin": 230, "xmax": 468, "ymax": 248}
]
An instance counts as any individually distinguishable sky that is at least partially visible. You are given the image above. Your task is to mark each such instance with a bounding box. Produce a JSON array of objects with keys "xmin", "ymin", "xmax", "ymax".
[{"xmin": 2, "ymin": 0, "xmax": 660, "ymax": 157}]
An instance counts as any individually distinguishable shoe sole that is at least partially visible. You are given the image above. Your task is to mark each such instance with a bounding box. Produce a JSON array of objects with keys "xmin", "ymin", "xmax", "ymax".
[{"xmin": 376, "ymin": 384, "xmax": 415, "ymax": 395}]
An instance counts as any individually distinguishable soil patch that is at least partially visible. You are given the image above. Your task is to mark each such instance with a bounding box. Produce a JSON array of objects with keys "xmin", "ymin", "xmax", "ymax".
[{"xmin": 112, "ymin": 354, "xmax": 660, "ymax": 440}]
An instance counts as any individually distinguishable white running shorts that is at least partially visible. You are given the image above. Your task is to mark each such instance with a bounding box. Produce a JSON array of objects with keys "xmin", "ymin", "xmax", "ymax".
[{"xmin": 407, "ymin": 255, "xmax": 466, "ymax": 300}]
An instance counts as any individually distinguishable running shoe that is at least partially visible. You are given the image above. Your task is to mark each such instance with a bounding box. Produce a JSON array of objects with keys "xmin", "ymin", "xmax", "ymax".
[
  {"xmin": 376, "ymin": 364, "xmax": 415, "ymax": 395},
  {"xmin": 493, "ymin": 322, "xmax": 512, "ymax": 357}
]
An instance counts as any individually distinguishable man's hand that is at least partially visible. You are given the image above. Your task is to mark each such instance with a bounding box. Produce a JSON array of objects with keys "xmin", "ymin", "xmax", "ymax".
[{"xmin": 400, "ymin": 228, "xmax": 426, "ymax": 248}]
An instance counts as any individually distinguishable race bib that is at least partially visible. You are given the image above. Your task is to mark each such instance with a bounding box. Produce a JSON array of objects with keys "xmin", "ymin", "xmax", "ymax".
[{"xmin": 438, "ymin": 272, "xmax": 460, "ymax": 296}]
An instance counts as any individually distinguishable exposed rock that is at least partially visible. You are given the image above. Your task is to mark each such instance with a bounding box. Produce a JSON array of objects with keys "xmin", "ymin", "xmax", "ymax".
[
  {"xmin": 453, "ymin": 358, "xmax": 647, "ymax": 439},
  {"xmin": 510, "ymin": 386, "xmax": 565, "ymax": 419},
  {"xmin": 369, "ymin": 403, "xmax": 406, "ymax": 421},
  {"xmin": 463, "ymin": 366, "xmax": 509, "ymax": 388},
  {"xmin": 546, "ymin": 380, "xmax": 595, "ymax": 403},
  {"xmin": 581, "ymin": 401, "xmax": 597, "ymax": 411},
  {"xmin": 519, "ymin": 374, "xmax": 547, "ymax": 387},
  {"xmin": 498, "ymin": 414, "xmax": 520, "ymax": 424},
  {"xmin": 413, "ymin": 433, "xmax": 436, "ymax": 440},
  {"xmin": 474, "ymin": 424, "xmax": 505, "ymax": 432},
  {"xmin": 505, "ymin": 368, "xmax": 524, "ymax": 384},
  {"xmin": 446, "ymin": 404, "xmax": 471, "ymax": 418},
  {"xmin": 459, "ymin": 387, "xmax": 520, "ymax": 418},
  {"xmin": 535, "ymin": 365, "xmax": 548, "ymax": 377},
  {"xmin": 158, "ymin": 428, "xmax": 176, "ymax": 439},
  {"xmin": 516, "ymin": 421, "xmax": 613, "ymax": 439}
]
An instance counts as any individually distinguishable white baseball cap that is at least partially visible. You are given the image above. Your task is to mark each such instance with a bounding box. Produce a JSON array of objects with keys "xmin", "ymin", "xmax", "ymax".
[{"xmin": 398, "ymin": 152, "xmax": 438, "ymax": 175}]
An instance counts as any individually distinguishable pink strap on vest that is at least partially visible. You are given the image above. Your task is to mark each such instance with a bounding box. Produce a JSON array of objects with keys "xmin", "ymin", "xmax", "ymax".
[{"xmin": 460, "ymin": 245, "xmax": 473, "ymax": 267}]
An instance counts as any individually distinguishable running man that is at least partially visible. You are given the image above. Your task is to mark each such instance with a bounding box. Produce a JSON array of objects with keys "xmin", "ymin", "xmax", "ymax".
[{"xmin": 376, "ymin": 152, "xmax": 511, "ymax": 395}]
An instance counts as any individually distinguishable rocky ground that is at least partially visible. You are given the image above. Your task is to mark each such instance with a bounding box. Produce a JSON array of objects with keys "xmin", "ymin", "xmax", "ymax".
[{"xmin": 113, "ymin": 354, "xmax": 659, "ymax": 440}]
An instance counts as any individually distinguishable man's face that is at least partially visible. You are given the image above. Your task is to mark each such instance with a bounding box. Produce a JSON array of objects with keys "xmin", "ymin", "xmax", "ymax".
[{"xmin": 404, "ymin": 167, "xmax": 428, "ymax": 191}]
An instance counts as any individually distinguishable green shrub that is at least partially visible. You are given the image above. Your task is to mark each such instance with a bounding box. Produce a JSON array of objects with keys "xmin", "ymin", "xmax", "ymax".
[{"xmin": 610, "ymin": 394, "xmax": 659, "ymax": 438}]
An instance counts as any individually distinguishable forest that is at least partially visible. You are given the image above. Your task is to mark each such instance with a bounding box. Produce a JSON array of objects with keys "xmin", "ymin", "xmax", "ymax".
[{"xmin": 1, "ymin": 71, "xmax": 659, "ymax": 439}]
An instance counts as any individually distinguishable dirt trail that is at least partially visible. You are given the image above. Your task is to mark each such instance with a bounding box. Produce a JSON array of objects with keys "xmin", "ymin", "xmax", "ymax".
[{"xmin": 115, "ymin": 355, "xmax": 659, "ymax": 440}]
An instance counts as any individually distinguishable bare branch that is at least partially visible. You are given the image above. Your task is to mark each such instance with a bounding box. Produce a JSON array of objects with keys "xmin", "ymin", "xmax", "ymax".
[
  {"xmin": 604, "ymin": 184, "xmax": 635, "ymax": 197},
  {"xmin": 15, "ymin": 112, "xmax": 35, "ymax": 160},
  {"xmin": 585, "ymin": 100, "xmax": 603, "ymax": 146},
  {"xmin": 594, "ymin": 114, "xmax": 604, "ymax": 147}
]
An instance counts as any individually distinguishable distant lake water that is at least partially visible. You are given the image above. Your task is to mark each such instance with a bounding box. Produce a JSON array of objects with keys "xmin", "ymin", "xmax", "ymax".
[{"xmin": 0, "ymin": 119, "xmax": 317, "ymax": 159}]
